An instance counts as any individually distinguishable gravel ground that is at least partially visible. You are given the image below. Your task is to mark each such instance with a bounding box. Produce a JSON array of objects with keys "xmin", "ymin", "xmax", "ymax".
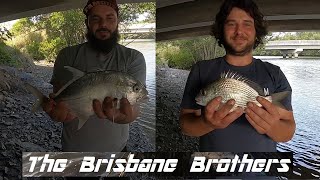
[
  {"xmin": 0, "ymin": 61, "xmax": 153, "ymax": 179},
  {"xmin": 156, "ymin": 67, "xmax": 199, "ymax": 152}
]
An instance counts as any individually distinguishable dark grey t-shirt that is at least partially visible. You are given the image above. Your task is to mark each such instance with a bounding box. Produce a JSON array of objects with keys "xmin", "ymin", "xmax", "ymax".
[
  {"xmin": 50, "ymin": 42, "xmax": 146, "ymax": 152},
  {"xmin": 180, "ymin": 57, "xmax": 292, "ymax": 152}
]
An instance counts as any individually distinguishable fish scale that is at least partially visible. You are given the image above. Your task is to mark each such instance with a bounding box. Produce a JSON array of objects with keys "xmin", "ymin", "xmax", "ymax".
[
  {"xmin": 25, "ymin": 66, "xmax": 148, "ymax": 130},
  {"xmin": 196, "ymin": 71, "xmax": 289, "ymax": 111}
]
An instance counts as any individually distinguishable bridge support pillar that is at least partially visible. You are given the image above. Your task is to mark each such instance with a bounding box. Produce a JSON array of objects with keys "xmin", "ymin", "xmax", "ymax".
[{"xmin": 281, "ymin": 48, "xmax": 303, "ymax": 58}]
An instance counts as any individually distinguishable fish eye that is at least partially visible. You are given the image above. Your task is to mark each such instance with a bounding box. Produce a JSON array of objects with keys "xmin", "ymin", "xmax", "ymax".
[
  {"xmin": 133, "ymin": 84, "xmax": 140, "ymax": 92},
  {"xmin": 201, "ymin": 90, "xmax": 206, "ymax": 96}
]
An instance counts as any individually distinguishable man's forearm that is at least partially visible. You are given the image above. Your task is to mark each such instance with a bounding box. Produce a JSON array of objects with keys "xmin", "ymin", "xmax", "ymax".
[{"xmin": 180, "ymin": 112, "xmax": 214, "ymax": 137}]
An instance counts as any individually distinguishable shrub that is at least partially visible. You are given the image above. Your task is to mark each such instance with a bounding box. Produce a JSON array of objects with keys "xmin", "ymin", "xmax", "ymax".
[
  {"xmin": 0, "ymin": 42, "xmax": 33, "ymax": 67},
  {"xmin": 0, "ymin": 42, "xmax": 16, "ymax": 66},
  {"xmin": 166, "ymin": 47, "xmax": 195, "ymax": 70},
  {"xmin": 156, "ymin": 36, "xmax": 229, "ymax": 70},
  {"xmin": 40, "ymin": 37, "xmax": 66, "ymax": 62}
]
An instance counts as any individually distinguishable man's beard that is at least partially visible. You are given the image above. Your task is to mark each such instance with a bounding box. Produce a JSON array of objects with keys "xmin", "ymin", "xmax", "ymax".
[
  {"xmin": 224, "ymin": 36, "xmax": 254, "ymax": 56},
  {"xmin": 86, "ymin": 28, "xmax": 120, "ymax": 53}
]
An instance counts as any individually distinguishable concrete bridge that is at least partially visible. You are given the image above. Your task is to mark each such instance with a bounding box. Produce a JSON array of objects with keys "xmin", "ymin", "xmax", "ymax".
[
  {"xmin": 157, "ymin": 0, "xmax": 320, "ymax": 41},
  {"xmin": 265, "ymin": 40, "xmax": 320, "ymax": 58},
  {"xmin": 0, "ymin": 0, "xmax": 155, "ymax": 23},
  {"xmin": 119, "ymin": 23, "xmax": 155, "ymax": 34},
  {"xmin": 1, "ymin": 0, "xmax": 320, "ymax": 41}
]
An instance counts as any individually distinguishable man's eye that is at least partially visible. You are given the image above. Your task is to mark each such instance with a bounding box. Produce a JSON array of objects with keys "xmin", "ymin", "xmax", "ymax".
[
  {"xmin": 201, "ymin": 90, "xmax": 206, "ymax": 96},
  {"xmin": 107, "ymin": 17, "xmax": 115, "ymax": 21},
  {"xmin": 90, "ymin": 17, "xmax": 100, "ymax": 23},
  {"xmin": 244, "ymin": 23, "xmax": 253, "ymax": 27},
  {"xmin": 226, "ymin": 23, "xmax": 235, "ymax": 27}
]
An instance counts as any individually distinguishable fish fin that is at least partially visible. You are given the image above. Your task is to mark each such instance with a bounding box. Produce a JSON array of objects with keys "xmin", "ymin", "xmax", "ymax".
[
  {"xmin": 270, "ymin": 91, "xmax": 290, "ymax": 110},
  {"xmin": 221, "ymin": 71, "xmax": 264, "ymax": 95},
  {"xmin": 64, "ymin": 66, "xmax": 85, "ymax": 77},
  {"xmin": 116, "ymin": 98, "xmax": 121, "ymax": 109},
  {"xmin": 264, "ymin": 96, "xmax": 272, "ymax": 102},
  {"xmin": 52, "ymin": 66, "xmax": 85, "ymax": 98},
  {"xmin": 76, "ymin": 113, "xmax": 90, "ymax": 130},
  {"xmin": 24, "ymin": 83, "xmax": 48, "ymax": 112}
]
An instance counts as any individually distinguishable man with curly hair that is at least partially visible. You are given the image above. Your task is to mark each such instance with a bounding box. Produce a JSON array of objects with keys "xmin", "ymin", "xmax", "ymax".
[{"xmin": 180, "ymin": 0, "xmax": 295, "ymax": 152}]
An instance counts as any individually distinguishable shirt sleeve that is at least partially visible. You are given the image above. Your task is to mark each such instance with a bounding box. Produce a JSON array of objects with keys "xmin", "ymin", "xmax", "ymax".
[
  {"xmin": 50, "ymin": 48, "xmax": 71, "ymax": 89},
  {"xmin": 275, "ymin": 67, "xmax": 293, "ymax": 111},
  {"xmin": 180, "ymin": 62, "xmax": 203, "ymax": 110},
  {"xmin": 127, "ymin": 51, "xmax": 146, "ymax": 86}
]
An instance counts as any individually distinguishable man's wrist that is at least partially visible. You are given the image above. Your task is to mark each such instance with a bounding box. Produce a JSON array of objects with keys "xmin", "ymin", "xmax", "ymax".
[{"xmin": 200, "ymin": 113, "xmax": 215, "ymax": 130}]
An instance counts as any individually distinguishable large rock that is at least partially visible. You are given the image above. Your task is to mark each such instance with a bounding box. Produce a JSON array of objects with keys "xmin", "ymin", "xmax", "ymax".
[{"xmin": 0, "ymin": 68, "xmax": 20, "ymax": 92}]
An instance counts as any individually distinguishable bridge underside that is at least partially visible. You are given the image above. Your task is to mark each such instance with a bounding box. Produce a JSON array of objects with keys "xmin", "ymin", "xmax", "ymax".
[
  {"xmin": 157, "ymin": 0, "xmax": 320, "ymax": 41},
  {"xmin": 1, "ymin": 0, "xmax": 320, "ymax": 41},
  {"xmin": 0, "ymin": 0, "xmax": 154, "ymax": 23}
]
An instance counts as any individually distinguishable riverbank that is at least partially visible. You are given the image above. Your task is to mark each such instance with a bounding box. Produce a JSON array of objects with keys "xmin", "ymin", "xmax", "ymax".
[
  {"xmin": 0, "ymin": 61, "xmax": 153, "ymax": 179},
  {"xmin": 156, "ymin": 67, "xmax": 199, "ymax": 152}
]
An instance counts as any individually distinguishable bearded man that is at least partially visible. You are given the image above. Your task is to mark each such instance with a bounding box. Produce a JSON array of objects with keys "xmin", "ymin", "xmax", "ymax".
[
  {"xmin": 43, "ymin": 0, "xmax": 146, "ymax": 152},
  {"xmin": 179, "ymin": 0, "xmax": 295, "ymax": 152}
]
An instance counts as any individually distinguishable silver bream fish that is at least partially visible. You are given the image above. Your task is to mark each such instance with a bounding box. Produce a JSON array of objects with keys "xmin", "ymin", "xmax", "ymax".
[
  {"xmin": 195, "ymin": 71, "xmax": 289, "ymax": 111},
  {"xmin": 25, "ymin": 66, "xmax": 148, "ymax": 130}
]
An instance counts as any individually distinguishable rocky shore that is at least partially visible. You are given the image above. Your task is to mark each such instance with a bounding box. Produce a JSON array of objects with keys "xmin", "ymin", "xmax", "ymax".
[
  {"xmin": 0, "ymin": 62, "xmax": 153, "ymax": 179},
  {"xmin": 156, "ymin": 67, "xmax": 199, "ymax": 152}
]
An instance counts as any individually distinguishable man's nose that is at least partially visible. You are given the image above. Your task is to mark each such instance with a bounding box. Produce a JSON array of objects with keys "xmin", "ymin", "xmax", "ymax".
[
  {"xmin": 235, "ymin": 24, "xmax": 244, "ymax": 35},
  {"xmin": 99, "ymin": 18, "xmax": 108, "ymax": 28}
]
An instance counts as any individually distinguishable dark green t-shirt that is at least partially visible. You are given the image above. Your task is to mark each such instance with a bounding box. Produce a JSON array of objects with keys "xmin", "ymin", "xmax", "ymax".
[{"xmin": 180, "ymin": 57, "xmax": 292, "ymax": 152}]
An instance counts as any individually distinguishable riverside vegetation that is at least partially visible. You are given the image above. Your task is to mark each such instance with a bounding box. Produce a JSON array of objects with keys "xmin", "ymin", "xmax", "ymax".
[{"xmin": 157, "ymin": 32, "xmax": 320, "ymax": 70}]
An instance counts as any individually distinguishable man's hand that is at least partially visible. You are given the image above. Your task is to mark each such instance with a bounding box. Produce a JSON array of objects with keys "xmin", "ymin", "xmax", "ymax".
[
  {"xmin": 42, "ymin": 93, "xmax": 77, "ymax": 122},
  {"xmin": 92, "ymin": 97, "xmax": 138, "ymax": 124},
  {"xmin": 203, "ymin": 96, "xmax": 244, "ymax": 129},
  {"xmin": 245, "ymin": 96, "xmax": 295, "ymax": 142},
  {"xmin": 245, "ymin": 96, "xmax": 279, "ymax": 134},
  {"xmin": 179, "ymin": 96, "xmax": 243, "ymax": 137}
]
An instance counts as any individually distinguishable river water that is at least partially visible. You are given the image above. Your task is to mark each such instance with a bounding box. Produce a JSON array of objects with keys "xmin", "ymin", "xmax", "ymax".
[
  {"xmin": 126, "ymin": 40, "xmax": 156, "ymax": 150},
  {"xmin": 260, "ymin": 57, "xmax": 320, "ymax": 178}
]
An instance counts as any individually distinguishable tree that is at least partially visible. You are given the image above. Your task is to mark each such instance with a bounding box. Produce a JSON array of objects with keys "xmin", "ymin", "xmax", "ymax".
[
  {"xmin": 10, "ymin": 18, "xmax": 34, "ymax": 36},
  {"xmin": 9, "ymin": 2, "xmax": 155, "ymax": 62},
  {"xmin": 118, "ymin": 2, "xmax": 155, "ymax": 43}
]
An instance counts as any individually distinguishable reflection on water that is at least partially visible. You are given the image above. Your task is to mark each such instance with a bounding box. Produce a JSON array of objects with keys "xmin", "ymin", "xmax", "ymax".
[
  {"xmin": 261, "ymin": 58, "xmax": 320, "ymax": 178},
  {"xmin": 126, "ymin": 40, "xmax": 156, "ymax": 150}
]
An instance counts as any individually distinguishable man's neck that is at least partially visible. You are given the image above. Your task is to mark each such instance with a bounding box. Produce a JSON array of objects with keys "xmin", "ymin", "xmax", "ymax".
[{"xmin": 225, "ymin": 53, "xmax": 253, "ymax": 66}]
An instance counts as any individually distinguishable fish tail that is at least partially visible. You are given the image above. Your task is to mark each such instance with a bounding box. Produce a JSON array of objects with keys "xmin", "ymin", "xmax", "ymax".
[
  {"xmin": 270, "ymin": 91, "xmax": 290, "ymax": 110},
  {"xmin": 24, "ymin": 83, "xmax": 48, "ymax": 112}
]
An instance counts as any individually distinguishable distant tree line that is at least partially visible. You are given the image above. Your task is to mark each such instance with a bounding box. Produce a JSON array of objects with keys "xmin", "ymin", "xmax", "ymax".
[
  {"xmin": 157, "ymin": 32, "xmax": 320, "ymax": 70},
  {"xmin": 5, "ymin": 2, "xmax": 155, "ymax": 62}
]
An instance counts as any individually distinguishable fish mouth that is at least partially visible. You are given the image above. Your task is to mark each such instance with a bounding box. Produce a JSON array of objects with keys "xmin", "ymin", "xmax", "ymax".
[
  {"xmin": 142, "ymin": 95, "xmax": 149, "ymax": 101},
  {"xmin": 195, "ymin": 95, "xmax": 206, "ymax": 106},
  {"xmin": 138, "ymin": 95, "xmax": 149, "ymax": 103}
]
